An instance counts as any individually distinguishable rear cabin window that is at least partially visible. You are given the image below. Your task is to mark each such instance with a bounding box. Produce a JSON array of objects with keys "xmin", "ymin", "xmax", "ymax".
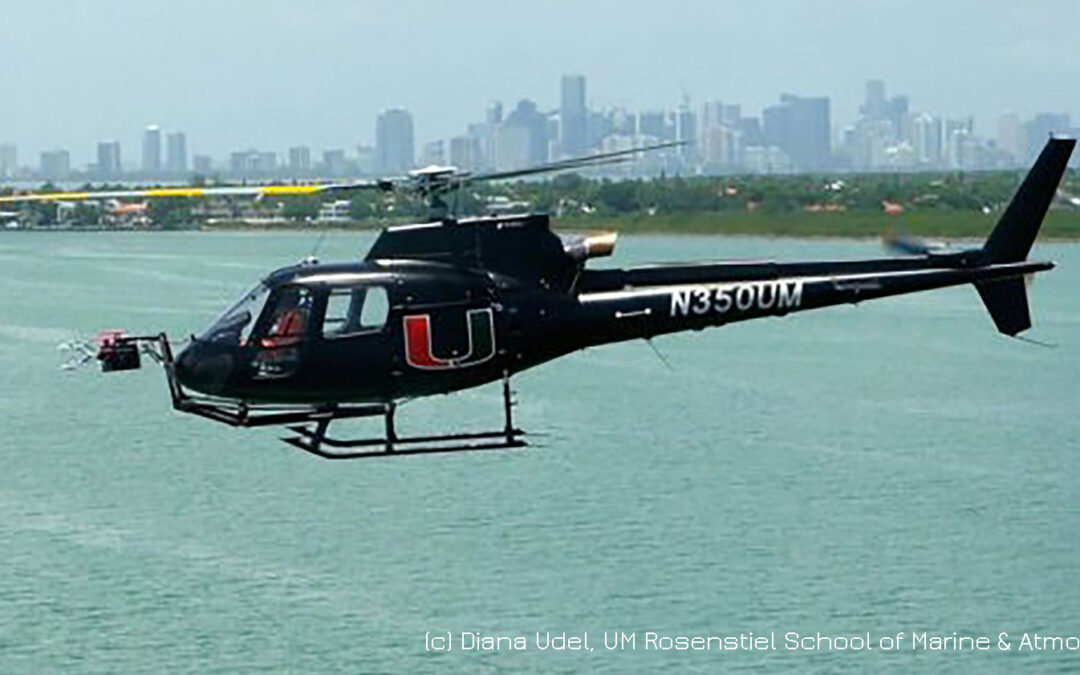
[{"xmin": 323, "ymin": 286, "xmax": 389, "ymax": 338}]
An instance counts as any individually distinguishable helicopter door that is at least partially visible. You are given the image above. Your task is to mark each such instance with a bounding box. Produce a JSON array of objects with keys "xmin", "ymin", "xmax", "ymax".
[
  {"xmin": 399, "ymin": 271, "xmax": 500, "ymax": 374},
  {"xmin": 310, "ymin": 284, "xmax": 394, "ymax": 397}
]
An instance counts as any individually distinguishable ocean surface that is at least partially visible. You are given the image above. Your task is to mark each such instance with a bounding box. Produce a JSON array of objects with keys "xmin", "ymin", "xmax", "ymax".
[{"xmin": 1, "ymin": 231, "xmax": 1077, "ymax": 674}]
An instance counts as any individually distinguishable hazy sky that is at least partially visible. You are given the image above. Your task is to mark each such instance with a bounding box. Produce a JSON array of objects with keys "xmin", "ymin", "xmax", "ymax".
[{"xmin": 1, "ymin": 0, "xmax": 1077, "ymax": 164}]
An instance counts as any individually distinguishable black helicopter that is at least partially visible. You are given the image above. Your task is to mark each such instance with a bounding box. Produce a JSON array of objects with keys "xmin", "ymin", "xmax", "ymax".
[{"xmin": 4, "ymin": 138, "xmax": 1073, "ymax": 458}]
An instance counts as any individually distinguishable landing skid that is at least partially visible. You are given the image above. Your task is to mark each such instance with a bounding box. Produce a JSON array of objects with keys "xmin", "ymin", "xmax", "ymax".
[
  {"xmin": 281, "ymin": 374, "xmax": 526, "ymax": 459},
  {"xmin": 85, "ymin": 333, "xmax": 528, "ymax": 460}
]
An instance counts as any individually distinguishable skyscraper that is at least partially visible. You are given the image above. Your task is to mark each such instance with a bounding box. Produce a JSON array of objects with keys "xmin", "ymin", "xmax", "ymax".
[
  {"xmin": 0, "ymin": 144, "xmax": 16, "ymax": 178},
  {"xmin": 857, "ymin": 80, "xmax": 910, "ymax": 143},
  {"xmin": 638, "ymin": 111, "xmax": 667, "ymax": 139},
  {"xmin": 560, "ymin": 74, "xmax": 587, "ymax": 157},
  {"xmin": 486, "ymin": 101, "xmax": 503, "ymax": 126},
  {"xmin": 763, "ymin": 94, "xmax": 831, "ymax": 171},
  {"xmin": 674, "ymin": 103, "xmax": 697, "ymax": 162},
  {"xmin": 1025, "ymin": 112, "xmax": 1070, "ymax": 162},
  {"xmin": 375, "ymin": 108, "xmax": 415, "ymax": 174},
  {"xmin": 499, "ymin": 99, "xmax": 548, "ymax": 169},
  {"xmin": 701, "ymin": 100, "xmax": 724, "ymax": 134},
  {"xmin": 421, "ymin": 140, "xmax": 446, "ymax": 167},
  {"xmin": 165, "ymin": 132, "xmax": 188, "ymax": 173},
  {"xmin": 323, "ymin": 149, "xmax": 349, "ymax": 177},
  {"xmin": 230, "ymin": 150, "xmax": 258, "ymax": 176},
  {"xmin": 288, "ymin": 146, "xmax": 312, "ymax": 173},
  {"xmin": 912, "ymin": 113, "xmax": 942, "ymax": 166},
  {"xmin": 142, "ymin": 125, "xmax": 162, "ymax": 175},
  {"xmin": 996, "ymin": 112, "xmax": 1023, "ymax": 164},
  {"xmin": 449, "ymin": 136, "xmax": 481, "ymax": 171},
  {"xmin": 40, "ymin": 150, "xmax": 70, "ymax": 180},
  {"xmin": 192, "ymin": 154, "xmax": 213, "ymax": 175},
  {"xmin": 97, "ymin": 141, "xmax": 122, "ymax": 177},
  {"xmin": 862, "ymin": 80, "xmax": 886, "ymax": 119}
]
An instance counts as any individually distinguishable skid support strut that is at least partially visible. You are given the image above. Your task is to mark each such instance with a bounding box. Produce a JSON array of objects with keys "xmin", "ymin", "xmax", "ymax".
[{"xmin": 282, "ymin": 372, "xmax": 526, "ymax": 459}]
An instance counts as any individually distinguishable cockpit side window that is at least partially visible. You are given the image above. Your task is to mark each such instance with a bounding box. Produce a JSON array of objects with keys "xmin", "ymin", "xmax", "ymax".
[
  {"xmin": 260, "ymin": 285, "xmax": 314, "ymax": 347},
  {"xmin": 249, "ymin": 285, "xmax": 313, "ymax": 380},
  {"xmin": 322, "ymin": 285, "xmax": 390, "ymax": 338}
]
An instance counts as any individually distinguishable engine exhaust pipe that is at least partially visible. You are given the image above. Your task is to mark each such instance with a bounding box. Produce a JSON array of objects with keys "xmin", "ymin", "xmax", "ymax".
[{"xmin": 564, "ymin": 231, "xmax": 617, "ymax": 262}]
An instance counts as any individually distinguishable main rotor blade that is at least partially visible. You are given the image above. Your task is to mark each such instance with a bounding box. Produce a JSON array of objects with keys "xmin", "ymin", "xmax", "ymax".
[
  {"xmin": 882, "ymin": 231, "xmax": 946, "ymax": 256},
  {"xmin": 0, "ymin": 180, "xmax": 384, "ymax": 204},
  {"xmin": 467, "ymin": 140, "xmax": 686, "ymax": 183},
  {"xmin": 0, "ymin": 141, "xmax": 684, "ymax": 206}
]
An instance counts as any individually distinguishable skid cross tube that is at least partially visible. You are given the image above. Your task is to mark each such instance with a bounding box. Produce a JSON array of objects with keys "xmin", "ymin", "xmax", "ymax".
[{"xmin": 280, "ymin": 371, "xmax": 526, "ymax": 459}]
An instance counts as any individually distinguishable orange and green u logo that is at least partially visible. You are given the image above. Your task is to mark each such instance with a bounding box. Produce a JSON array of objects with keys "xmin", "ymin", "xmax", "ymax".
[{"xmin": 403, "ymin": 308, "xmax": 496, "ymax": 370}]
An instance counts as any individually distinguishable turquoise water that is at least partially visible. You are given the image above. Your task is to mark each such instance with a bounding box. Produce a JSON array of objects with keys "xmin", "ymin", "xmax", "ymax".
[{"xmin": 1, "ymin": 231, "xmax": 1078, "ymax": 673}]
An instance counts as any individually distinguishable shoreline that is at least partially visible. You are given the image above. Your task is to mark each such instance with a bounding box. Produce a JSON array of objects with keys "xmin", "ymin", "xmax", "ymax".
[{"xmin": 7, "ymin": 210, "xmax": 1080, "ymax": 240}]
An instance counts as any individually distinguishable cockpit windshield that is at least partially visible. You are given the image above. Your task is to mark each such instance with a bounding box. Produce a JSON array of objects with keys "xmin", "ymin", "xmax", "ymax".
[{"xmin": 199, "ymin": 283, "xmax": 271, "ymax": 345}]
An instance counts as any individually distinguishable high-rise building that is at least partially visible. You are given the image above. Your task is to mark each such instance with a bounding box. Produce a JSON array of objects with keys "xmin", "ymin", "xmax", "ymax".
[
  {"xmin": 703, "ymin": 124, "xmax": 742, "ymax": 169},
  {"xmin": 375, "ymin": 108, "xmax": 415, "ymax": 174},
  {"xmin": 499, "ymin": 99, "xmax": 548, "ymax": 169},
  {"xmin": 96, "ymin": 141, "xmax": 122, "ymax": 177},
  {"xmin": 40, "ymin": 150, "xmax": 71, "ymax": 180},
  {"xmin": 1026, "ymin": 112, "xmax": 1071, "ymax": 162},
  {"xmin": 586, "ymin": 110, "xmax": 613, "ymax": 151},
  {"xmin": 288, "ymin": 146, "xmax": 312, "ymax": 173},
  {"xmin": 638, "ymin": 111, "xmax": 667, "ymax": 139},
  {"xmin": 738, "ymin": 117, "xmax": 763, "ymax": 147},
  {"xmin": 421, "ymin": 140, "xmax": 446, "ymax": 167},
  {"xmin": 611, "ymin": 108, "xmax": 636, "ymax": 136},
  {"xmin": 192, "ymin": 154, "xmax": 213, "ymax": 175},
  {"xmin": 862, "ymin": 80, "xmax": 886, "ymax": 119},
  {"xmin": 486, "ymin": 101, "xmax": 503, "ymax": 126},
  {"xmin": 323, "ymin": 149, "xmax": 348, "ymax": 177},
  {"xmin": 0, "ymin": 144, "xmax": 16, "ymax": 178},
  {"xmin": 355, "ymin": 145, "xmax": 375, "ymax": 175},
  {"xmin": 674, "ymin": 104, "xmax": 697, "ymax": 162},
  {"xmin": 560, "ymin": 74, "xmax": 587, "ymax": 157},
  {"xmin": 859, "ymin": 80, "xmax": 909, "ymax": 141},
  {"xmin": 885, "ymin": 96, "xmax": 910, "ymax": 141},
  {"xmin": 701, "ymin": 100, "xmax": 725, "ymax": 134},
  {"xmin": 912, "ymin": 113, "xmax": 942, "ymax": 166},
  {"xmin": 228, "ymin": 150, "xmax": 276, "ymax": 176},
  {"xmin": 255, "ymin": 151, "xmax": 277, "ymax": 173},
  {"xmin": 763, "ymin": 94, "xmax": 831, "ymax": 170},
  {"xmin": 996, "ymin": 112, "xmax": 1023, "ymax": 164},
  {"xmin": 142, "ymin": 124, "xmax": 162, "ymax": 175},
  {"xmin": 165, "ymin": 132, "xmax": 188, "ymax": 173},
  {"xmin": 230, "ymin": 150, "xmax": 258, "ymax": 176},
  {"xmin": 449, "ymin": 136, "xmax": 481, "ymax": 171},
  {"xmin": 701, "ymin": 101, "xmax": 744, "ymax": 168},
  {"xmin": 943, "ymin": 118, "xmax": 975, "ymax": 168}
]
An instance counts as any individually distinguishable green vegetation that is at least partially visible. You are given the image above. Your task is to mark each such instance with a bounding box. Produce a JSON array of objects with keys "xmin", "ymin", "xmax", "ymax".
[
  {"xmin": 552, "ymin": 211, "xmax": 1080, "ymax": 239},
  {"xmin": 6, "ymin": 168, "xmax": 1080, "ymax": 238}
]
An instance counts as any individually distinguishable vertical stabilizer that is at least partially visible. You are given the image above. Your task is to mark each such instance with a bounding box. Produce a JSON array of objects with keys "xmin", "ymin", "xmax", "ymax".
[
  {"xmin": 975, "ymin": 137, "xmax": 1073, "ymax": 336},
  {"xmin": 982, "ymin": 137, "xmax": 1074, "ymax": 263}
]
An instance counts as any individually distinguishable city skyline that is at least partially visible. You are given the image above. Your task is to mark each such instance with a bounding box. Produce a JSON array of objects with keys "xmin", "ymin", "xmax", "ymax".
[
  {"xmin": 1, "ymin": 0, "xmax": 1078, "ymax": 165},
  {"xmin": 1, "ymin": 73, "xmax": 1076, "ymax": 182}
]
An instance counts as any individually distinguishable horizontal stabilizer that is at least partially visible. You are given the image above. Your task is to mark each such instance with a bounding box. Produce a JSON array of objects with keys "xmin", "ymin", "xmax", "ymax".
[{"xmin": 975, "ymin": 276, "xmax": 1030, "ymax": 336}]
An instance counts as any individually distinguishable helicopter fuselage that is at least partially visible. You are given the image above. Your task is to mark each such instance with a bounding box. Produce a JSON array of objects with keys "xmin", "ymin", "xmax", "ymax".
[{"xmin": 172, "ymin": 211, "xmax": 1051, "ymax": 406}]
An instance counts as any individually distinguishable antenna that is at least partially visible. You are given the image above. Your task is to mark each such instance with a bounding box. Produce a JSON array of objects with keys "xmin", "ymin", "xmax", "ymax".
[
  {"xmin": 1011, "ymin": 334, "xmax": 1056, "ymax": 348},
  {"xmin": 309, "ymin": 228, "xmax": 329, "ymax": 260}
]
